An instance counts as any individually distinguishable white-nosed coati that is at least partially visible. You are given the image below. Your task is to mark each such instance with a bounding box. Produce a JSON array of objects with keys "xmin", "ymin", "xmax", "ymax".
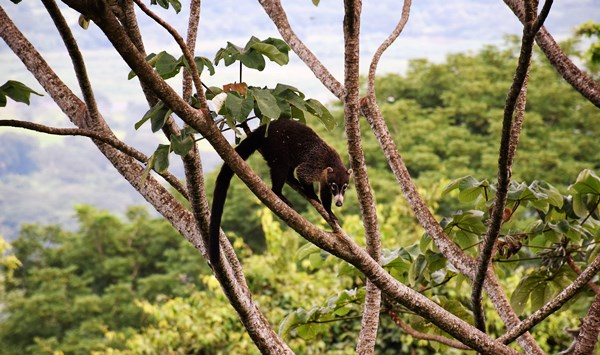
[{"xmin": 209, "ymin": 119, "xmax": 352, "ymax": 264}]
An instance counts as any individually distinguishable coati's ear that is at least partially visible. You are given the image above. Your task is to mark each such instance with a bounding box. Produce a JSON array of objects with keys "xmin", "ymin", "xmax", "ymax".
[
  {"xmin": 347, "ymin": 168, "xmax": 353, "ymax": 175},
  {"xmin": 322, "ymin": 167, "xmax": 333, "ymax": 179}
]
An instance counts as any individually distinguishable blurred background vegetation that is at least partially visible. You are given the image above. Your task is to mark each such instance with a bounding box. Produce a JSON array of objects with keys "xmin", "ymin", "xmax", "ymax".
[{"xmin": 1, "ymin": 34, "xmax": 599, "ymax": 354}]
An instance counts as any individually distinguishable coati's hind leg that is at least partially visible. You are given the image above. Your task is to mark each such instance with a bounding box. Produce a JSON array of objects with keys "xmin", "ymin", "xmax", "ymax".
[
  {"xmin": 287, "ymin": 170, "xmax": 320, "ymax": 202},
  {"xmin": 270, "ymin": 163, "xmax": 294, "ymax": 207}
]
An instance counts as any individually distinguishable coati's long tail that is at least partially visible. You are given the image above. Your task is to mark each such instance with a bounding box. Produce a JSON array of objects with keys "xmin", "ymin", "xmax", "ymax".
[{"xmin": 209, "ymin": 127, "xmax": 265, "ymax": 265}]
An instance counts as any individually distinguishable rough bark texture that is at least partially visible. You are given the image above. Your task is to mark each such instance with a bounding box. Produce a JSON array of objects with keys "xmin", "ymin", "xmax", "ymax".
[
  {"xmin": 573, "ymin": 292, "xmax": 600, "ymax": 354},
  {"xmin": 342, "ymin": 1, "xmax": 382, "ymax": 353}
]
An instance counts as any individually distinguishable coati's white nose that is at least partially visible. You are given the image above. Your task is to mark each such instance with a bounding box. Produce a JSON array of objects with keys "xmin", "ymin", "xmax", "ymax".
[{"xmin": 334, "ymin": 195, "xmax": 344, "ymax": 207}]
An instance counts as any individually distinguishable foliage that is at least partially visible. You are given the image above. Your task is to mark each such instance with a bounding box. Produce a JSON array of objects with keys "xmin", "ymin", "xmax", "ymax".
[
  {"xmin": 0, "ymin": 206, "xmax": 207, "ymax": 354},
  {"xmin": 133, "ymin": 36, "xmax": 335, "ymax": 177}
]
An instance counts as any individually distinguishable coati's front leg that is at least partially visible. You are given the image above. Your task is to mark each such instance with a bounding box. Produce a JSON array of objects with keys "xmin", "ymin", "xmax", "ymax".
[
  {"xmin": 319, "ymin": 185, "xmax": 337, "ymax": 221},
  {"xmin": 287, "ymin": 173, "xmax": 321, "ymax": 204}
]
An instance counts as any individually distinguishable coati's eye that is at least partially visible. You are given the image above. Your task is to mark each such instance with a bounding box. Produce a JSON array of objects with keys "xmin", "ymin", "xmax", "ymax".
[
  {"xmin": 330, "ymin": 182, "xmax": 338, "ymax": 193},
  {"xmin": 341, "ymin": 184, "xmax": 348, "ymax": 193}
]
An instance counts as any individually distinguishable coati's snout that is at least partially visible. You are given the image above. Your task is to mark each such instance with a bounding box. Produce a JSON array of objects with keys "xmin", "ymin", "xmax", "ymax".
[{"xmin": 334, "ymin": 195, "xmax": 344, "ymax": 207}]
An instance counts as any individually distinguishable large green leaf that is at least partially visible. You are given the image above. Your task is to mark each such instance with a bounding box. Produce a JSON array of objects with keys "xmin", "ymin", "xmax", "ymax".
[
  {"xmin": 153, "ymin": 144, "xmax": 171, "ymax": 173},
  {"xmin": 0, "ymin": 80, "xmax": 43, "ymax": 106},
  {"xmin": 570, "ymin": 169, "xmax": 600, "ymax": 195},
  {"xmin": 249, "ymin": 42, "xmax": 289, "ymax": 66},
  {"xmin": 220, "ymin": 92, "xmax": 254, "ymax": 123},
  {"xmin": 510, "ymin": 273, "xmax": 547, "ymax": 314},
  {"xmin": 250, "ymin": 88, "xmax": 281, "ymax": 119}
]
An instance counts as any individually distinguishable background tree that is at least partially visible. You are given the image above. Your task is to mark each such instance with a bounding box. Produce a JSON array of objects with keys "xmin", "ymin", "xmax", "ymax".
[{"xmin": 1, "ymin": 0, "xmax": 600, "ymax": 354}]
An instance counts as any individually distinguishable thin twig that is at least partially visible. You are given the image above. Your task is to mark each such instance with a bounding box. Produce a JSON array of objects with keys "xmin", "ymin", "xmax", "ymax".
[
  {"xmin": 132, "ymin": 0, "xmax": 208, "ymax": 110},
  {"xmin": 41, "ymin": 0, "xmax": 101, "ymax": 128},
  {"xmin": 366, "ymin": 0, "xmax": 411, "ymax": 98},
  {"xmin": 387, "ymin": 308, "xmax": 471, "ymax": 350},
  {"xmin": 0, "ymin": 119, "xmax": 189, "ymax": 199}
]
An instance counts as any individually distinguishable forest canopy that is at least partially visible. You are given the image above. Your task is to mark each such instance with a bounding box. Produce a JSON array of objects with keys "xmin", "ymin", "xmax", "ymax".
[{"xmin": 2, "ymin": 35, "xmax": 600, "ymax": 353}]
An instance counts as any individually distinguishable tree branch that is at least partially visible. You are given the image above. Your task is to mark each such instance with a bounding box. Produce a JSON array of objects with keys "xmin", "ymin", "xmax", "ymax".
[
  {"xmin": 471, "ymin": 0, "xmax": 550, "ymax": 334},
  {"xmin": 386, "ymin": 308, "xmax": 471, "ymax": 351},
  {"xmin": 366, "ymin": 0, "xmax": 411, "ymax": 98},
  {"xmin": 0, "ymin": 119, "xmax": 188, "ymax": 199},
  {"xmin": 132, "ymin": 0, "xmax": 208, "ymax": 110},
  {"xmin": 503, "ymin": 0, "xmax": 600, "ymax": 109},
  {"xmin": 258, "ymin": 0, "xmax": 345, "ymax": 100},
  {"xmin": 183, "ymin": 0, "xmax": 201, "ymax": 100},
  {"xmin": 41, "ymin": 0, "xmax": 101, "ymax": 128},
  {"xmin": 342, "ymin": 1, "xmax": 383, "ymax": 353},
  {"xmin": 499, "ymin": 250, "xmax": 600, "ymax": 345},
  {"xmin": 359, "ymin": 97, "xmax": 543, "ymax": 353},
  {"xmin": 573, "ymin": 292, "xmax": 600, "ymax": 354}
]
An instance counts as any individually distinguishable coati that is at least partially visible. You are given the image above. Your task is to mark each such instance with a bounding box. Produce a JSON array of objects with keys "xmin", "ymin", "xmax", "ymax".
[{"xmin": 209, "ymin": 119, "xmax": 352, "ymax": 264}]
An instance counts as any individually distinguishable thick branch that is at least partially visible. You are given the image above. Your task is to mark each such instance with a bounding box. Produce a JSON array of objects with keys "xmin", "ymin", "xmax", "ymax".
[
  {"xmin": 258, "ymin": 0, "xmax": 345, "ymax": 99},
  {"xmin": 343, "ymin": 1, "xmax": 382, "ymax": 353},
  {"xmin": 573, "ymin": 292, "xmax": 600, "ymax": 354},
  {"xmin": 503, "ymin": 0, "xmax": 600, "ymax": 109},
  {"xmin": 471, "ymin": 0, "xmax": 550, "ymax": 334},
  {"xmin": 359, "ymin": 97, "xmax": 543, "ymax": 353}
]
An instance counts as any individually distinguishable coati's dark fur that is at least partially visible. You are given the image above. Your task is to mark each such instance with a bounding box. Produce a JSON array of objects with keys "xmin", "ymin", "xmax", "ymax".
[{"xmin": 209, "ymin": 119, "xmax": 352, "ymax": 264}]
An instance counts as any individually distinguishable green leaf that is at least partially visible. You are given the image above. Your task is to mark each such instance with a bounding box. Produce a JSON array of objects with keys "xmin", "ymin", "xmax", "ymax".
[
  {"xmin": 510, "ymin": 274, "xmax": 546, "ymax": 314},
  {"xmin": 135, "ymin": 101, "xmax": 171, "ymax": 132},
  {"xmin": 170, "ymin": 131, "xmax": 195, "ymax": 156},
  {"xmin": 240, "ymin": 49, "xmax": 266, "ymax": 71},
  {"xmin": 0, "ymin": 80, "xmax": 43, "ymax": 106},
  {"xmin": 221, "ymin": 92, "xmax": 254, "ymax": 123},
  {"xmin": 572, "ymin": 193, "xmax": 588, "ymax": 218},
  {"xmin": 249, "ymin": 42, "xmax": 289, "ymax": 66},
  {"xmin": 296, "ymin": 243, "xmax": 321, "ymax": 261},
  {"xmin": 141, "ymin": 154, "xmax": 155, "ymax": 185},
  {"xmin": 153, "ymin": 144, "xmax": 171, "ymax": 173},
  {"xmin": 167, "ymin": 0, "xmax": 182, "ymax": 13},
  {"xmin": 214, "ymin": 42, "xmax": 243, "ymax": 66},
  {"xmin": 154, "ymin": 51, "xmax": 183, "ymax": 80},
  {"xmin": 447, "ymin": 210, "xmax": 486, "ymax": 234},
  {"xmin": 194, "ymin": 56, "xmax": 215, "ymax": 76},
  {"xmin": 305, "ymin": 99, "xmax": 335, "ymax": 130},
  {"xmin": 570, "ymin": 169, "xmax": 600, "ymax": 195},
  {"xmin": 250, "ymin": 88, "xmax": 281, "ymax": 119}
]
